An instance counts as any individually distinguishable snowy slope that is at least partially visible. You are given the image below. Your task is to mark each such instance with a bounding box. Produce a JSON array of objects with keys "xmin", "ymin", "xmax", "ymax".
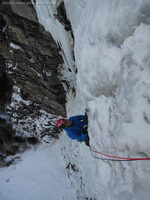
[{"xmin": 0, "ymin": 142, "xmax": 75, "ymax": 200}]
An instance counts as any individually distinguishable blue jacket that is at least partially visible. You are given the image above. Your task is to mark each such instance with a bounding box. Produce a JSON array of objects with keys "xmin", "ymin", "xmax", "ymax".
[{"xmin": 64, "ymin": 115, "xmax": 88, "ymax": 142}]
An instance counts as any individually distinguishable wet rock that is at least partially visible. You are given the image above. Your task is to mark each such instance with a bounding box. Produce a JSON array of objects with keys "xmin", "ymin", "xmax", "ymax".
[
  {"xmin": 14, "ymin": 136, "xmax": 26, "ymax": 143},
  {"xmin": 27, "ymin": 137, "xmax": 38, "ymax": 144}
]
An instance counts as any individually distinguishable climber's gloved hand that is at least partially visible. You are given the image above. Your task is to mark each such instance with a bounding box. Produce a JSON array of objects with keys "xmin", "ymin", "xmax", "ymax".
[
  {"xmin": 84, "ymin": 109, "xmax": 89, "ymax": 123},
  {"xmin": 85, "ymin": 139, "xmax": 90, "ymax": 147},
  {"xmin": 85, "ymin": 113, "xmax": 88, "ymax": 123},
  {"xmin": 83, "ymin": 125, "xmax": 88, "ymax": 134}
]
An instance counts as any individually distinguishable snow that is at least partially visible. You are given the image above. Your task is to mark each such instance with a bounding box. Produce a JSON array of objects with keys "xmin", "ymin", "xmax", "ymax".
[
  {"xmin": 2, "ymin": 0, "xmax": 150, "ymax": 200},
  {"xmin": 64, "ymin": 0, "xmax": 150, "ymax": 199},
  {"xmin": 10, "ymin": 43, "xmax": 24, "ymax": 52},
  {"xmin": 0, "ymin": 142, "xmax": 75, "ymax": 200},
  {"xmin": 7, "ymin": 86, "xmax": 58, "ymax": 142}
]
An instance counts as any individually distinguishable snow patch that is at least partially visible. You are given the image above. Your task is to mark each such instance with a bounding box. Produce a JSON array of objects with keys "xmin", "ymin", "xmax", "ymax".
[{"xmin": 10, "ymin": 43, "xmax": 24, "ymax": 52}]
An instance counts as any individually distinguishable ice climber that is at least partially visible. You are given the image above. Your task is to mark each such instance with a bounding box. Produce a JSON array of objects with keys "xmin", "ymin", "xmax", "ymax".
[{"xmin": 56, "ymin": 114, "xmax": 90, "ymax": 146}]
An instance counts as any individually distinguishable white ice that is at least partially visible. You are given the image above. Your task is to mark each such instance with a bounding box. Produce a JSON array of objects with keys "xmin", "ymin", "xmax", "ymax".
[{"xmin": 63, "ymin": 0, "xmax": 150, "ymax": 199}]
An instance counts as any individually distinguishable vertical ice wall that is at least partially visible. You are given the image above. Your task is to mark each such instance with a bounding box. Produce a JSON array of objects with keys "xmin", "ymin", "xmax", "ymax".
[
  {"xmin": 32, "ymin": 0, "xmax": 150, "ymax": 199},
  {"xmin": 33, "ymin": 0, "xmax": 75, "ymax": 78}
]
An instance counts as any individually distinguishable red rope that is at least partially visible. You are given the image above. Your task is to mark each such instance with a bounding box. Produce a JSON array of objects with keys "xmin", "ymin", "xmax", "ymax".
[{"xmin": 90, "ymin": 148, "xmax": 150, "ymax": 161}]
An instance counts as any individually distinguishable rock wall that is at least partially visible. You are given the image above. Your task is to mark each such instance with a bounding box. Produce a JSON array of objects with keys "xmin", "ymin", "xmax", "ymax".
[
  {"xmin": 0, "ymin": 0, "xmax": 67, "ymax": 166},
  {"xmin": 0, "ymin": 0, "xmax": 66, "ymax": 116}
]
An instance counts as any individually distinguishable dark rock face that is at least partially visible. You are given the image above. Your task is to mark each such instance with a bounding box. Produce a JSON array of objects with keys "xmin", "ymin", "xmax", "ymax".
[
  {"xmin": 0, "ymin": 61, "xmax": 13, "ymax": 111},
  {"xmin": 0, "ymin": 0, "xmax": 67, "ymax": 166},
  {"xmin": 0, "ymin": 0, "xmax": 66, "ymax": 116}
]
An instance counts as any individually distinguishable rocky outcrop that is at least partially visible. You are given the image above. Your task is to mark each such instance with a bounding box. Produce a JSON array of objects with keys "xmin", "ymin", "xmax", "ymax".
[
  {"xmin": 0, "ymin": 0, "xmax": 66, "ymax": 116},
  {"xmin": 0, "ymin": 57, "xmax": 13, "ymax": 112},
  {"xmin": 0, "ymin": 114, "xmax": 38, "ymax": 167},
  {"xmin": 0, "ymin": 0, "xmax": 67, "ymax": 166}
]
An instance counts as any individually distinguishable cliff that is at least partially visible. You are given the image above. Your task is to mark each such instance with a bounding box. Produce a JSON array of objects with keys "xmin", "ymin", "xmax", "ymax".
[{"xmin": 0, "ymin": 0, "xmax": 66, "ymax": 166}]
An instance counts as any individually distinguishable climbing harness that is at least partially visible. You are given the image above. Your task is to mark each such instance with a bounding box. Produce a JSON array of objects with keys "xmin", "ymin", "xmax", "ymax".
[{"xmin": 89, "ymin": 147, "xmax": 150, "ymax": 162}]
